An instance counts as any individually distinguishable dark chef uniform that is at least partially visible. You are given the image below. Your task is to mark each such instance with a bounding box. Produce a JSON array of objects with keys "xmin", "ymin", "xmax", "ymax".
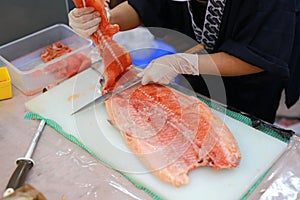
[{"xmin": 128, "ymin": 0, "xmax": 300, "ymax": 123}]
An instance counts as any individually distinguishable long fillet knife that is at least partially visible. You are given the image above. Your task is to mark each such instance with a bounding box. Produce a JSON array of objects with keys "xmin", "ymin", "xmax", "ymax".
[
  {"xmin": 71, "ymin": 76, "xmax": 142, "ymax": 115},
  {"xmin": 71, "ymin": 43, "xmax": 205, "ymax": 115},
  {"xmin": 3, "ymin": 120, "xmax": 46, "ymax": 198}
]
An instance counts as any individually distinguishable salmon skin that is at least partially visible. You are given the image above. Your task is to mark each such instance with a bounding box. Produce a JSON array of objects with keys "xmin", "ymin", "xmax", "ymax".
[
  {"xmin": 72, "ymin": 0, "xmax": 132, "ymax": 92},
  {"xmin": 105, "ymin": 69, "xmax": 241, "ymax": 187}
]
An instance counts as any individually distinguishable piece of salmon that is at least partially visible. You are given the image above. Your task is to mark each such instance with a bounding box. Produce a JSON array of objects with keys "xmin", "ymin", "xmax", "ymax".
[{"xmin": 105, "ymin": 69, "xmax": 241, "ymax": 187}]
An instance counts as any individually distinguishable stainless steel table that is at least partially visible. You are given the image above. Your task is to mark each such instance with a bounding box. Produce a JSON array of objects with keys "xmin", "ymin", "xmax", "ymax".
[{"xmin": 0, "ymin": 86, "xmax": 152, "ymax": 199}]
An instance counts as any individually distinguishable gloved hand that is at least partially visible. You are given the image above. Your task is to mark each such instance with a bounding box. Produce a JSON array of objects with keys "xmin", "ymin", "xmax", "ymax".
[
  {"xmin": 138, "ymin": 53, "xmax": 199, "ymax": 85},
  {"xmin": 68, "ymin": 7, "xmax": 101, "ymax": 39}
]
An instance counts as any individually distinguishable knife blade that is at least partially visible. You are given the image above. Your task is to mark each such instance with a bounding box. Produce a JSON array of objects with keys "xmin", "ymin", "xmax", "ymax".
[{"xmin": 71, "ymin": 76, "xmax": 142, "ymax": 115}]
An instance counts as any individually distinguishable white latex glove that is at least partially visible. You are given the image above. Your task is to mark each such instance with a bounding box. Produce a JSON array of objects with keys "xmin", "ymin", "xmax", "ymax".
[
  {"xmin": 68, "ymin": 7, "xmax": 101, "ymax": 39},
  {"xmin": 138, "ymin": 53, "xmax": 199, "ymax": 85}
]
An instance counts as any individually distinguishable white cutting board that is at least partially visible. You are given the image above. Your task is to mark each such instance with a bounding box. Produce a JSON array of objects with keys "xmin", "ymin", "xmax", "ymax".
[{"xmin": 25, "ymin": 68, "xmax": 288, "ymax": 200}]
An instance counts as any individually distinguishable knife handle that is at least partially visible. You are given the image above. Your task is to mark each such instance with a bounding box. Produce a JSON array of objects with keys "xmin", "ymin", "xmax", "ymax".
[{"xmin": 3, "ymin": 158, "xmax": 34, "ymax": 197}]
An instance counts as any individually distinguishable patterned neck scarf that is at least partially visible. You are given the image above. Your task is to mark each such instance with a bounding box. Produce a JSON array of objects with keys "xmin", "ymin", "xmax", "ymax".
[{"xmin": 187, "ymin": 0, "xmax": 226, "ymax": 52}]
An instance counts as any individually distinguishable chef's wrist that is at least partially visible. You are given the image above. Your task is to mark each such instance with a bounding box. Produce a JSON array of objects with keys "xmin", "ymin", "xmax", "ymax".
[{"xmin": 173, "ymin": 53, "xmax": 200, "ymax": 76}]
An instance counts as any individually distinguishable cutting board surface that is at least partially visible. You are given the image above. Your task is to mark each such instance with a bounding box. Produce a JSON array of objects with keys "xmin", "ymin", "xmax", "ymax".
[{"xmin": 25, "ymin": 69, "xmax": 287, "ymax": 200}]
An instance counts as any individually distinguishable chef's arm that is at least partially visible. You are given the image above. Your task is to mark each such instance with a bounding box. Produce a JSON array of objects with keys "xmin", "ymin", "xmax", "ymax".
[
  {"xmin": 199, "ymin": 52, "xmax": 263, "ymax": 76},
  {"xmin": 139, "ymin": 51, "xmax": 264, "ymax": 85},
  {"xmin": 109, "ymin": 1, "xmax": 141, "ymax": 31},
  {"xmin": 108, "ymin": 2, "xmax": 262, "ymax": 75}
]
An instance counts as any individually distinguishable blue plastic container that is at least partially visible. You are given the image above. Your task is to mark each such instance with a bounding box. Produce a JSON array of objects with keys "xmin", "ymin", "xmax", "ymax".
[{"xmin": 130, "ymin": 39, "xmax": 176, "ymax": 69}]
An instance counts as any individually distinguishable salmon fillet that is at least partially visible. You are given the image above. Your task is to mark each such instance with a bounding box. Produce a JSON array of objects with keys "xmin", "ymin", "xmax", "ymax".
[{"xmin": 105, "ymin": 70, "xmax": 241, "ymax": 187}]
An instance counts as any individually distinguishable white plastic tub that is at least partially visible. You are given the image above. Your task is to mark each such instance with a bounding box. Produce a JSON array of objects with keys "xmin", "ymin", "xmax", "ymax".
[{"xmin": 0, "ymin": 24, "xmax": 93, "ymax": 95}]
